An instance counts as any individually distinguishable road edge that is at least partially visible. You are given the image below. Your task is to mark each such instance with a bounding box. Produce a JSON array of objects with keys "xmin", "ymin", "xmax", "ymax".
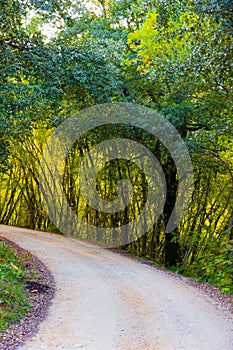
[{"xmin": 0, "ymin": 237, "xmax": 56, "ymax": 350}]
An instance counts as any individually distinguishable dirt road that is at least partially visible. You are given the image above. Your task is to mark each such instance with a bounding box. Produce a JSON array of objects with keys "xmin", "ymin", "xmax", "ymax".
[{"xmin": 0, "ymin": 225, "xmax": 232, "ymax": 350}]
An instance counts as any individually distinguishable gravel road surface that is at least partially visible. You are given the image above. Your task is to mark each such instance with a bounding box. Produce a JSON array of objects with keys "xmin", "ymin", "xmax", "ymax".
[{"xmin": 0, "ymin": 225, "xmax": 232, "ymax": 350}]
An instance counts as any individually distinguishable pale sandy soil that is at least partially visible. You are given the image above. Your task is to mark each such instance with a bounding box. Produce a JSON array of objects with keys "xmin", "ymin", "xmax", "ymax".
[{"xmin": 0, "ymin": 225, "xmax": 232, "ymax": 350}]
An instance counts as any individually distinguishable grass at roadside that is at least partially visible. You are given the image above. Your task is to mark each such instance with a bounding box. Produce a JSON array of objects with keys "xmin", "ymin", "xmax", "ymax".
[{"xmin": 0, "ymin": 239, "xmax": 37, "ymax": 332}]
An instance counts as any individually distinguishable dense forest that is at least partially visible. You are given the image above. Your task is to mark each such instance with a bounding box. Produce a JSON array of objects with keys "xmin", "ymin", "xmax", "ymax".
[{"xmin": 0, "ymin": 0, "xmax": 232, "ymax": 293}]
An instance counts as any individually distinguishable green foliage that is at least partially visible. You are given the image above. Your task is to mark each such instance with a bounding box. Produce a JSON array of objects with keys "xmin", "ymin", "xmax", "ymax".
[
  {"xmin": 0, "ymin": 241, "xmax": 35, "ymax": 331},
  {"xmin": 0, "ymin": 0, "xmax": 68, "ymax": 170},
  {"xmin": 127, "ymin": 3, "xmax": 232, "ymax": 129},
  {"xmin": 184, "ymin": 241, "xmax": 233, "ymax": 294}
]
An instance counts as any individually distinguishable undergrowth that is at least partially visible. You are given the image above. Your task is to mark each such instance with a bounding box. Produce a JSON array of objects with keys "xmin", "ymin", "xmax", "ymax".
[{"xmin": 0, "ymin": 240, "xmax": 36, "ymax": 332}]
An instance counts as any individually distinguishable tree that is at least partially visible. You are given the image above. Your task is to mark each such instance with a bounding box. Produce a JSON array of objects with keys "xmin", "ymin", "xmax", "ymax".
[{"xmin": 126, "ymin": 1, "xmax": 233, "ymax": 267}]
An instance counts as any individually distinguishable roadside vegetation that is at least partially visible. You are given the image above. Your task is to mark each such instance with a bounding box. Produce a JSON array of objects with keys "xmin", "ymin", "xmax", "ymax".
[{"xmin": 0, "ymin": 240, "xmax": 34, "ymax": 332}]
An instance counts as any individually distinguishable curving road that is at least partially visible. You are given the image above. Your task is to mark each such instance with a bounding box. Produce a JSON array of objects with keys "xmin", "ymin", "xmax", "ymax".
[{"xmin": 0, "ymin": 225, "xmax": 232, "ymax": 350}]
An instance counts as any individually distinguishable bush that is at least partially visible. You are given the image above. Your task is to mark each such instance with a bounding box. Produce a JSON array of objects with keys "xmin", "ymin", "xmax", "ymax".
[
  {"xmin": 184, "ymin": 241, "xmax": 233, "ymax": 295},
  {"xmin": 0, "ymin": 241, "xmax": 32, "ymax": 331}
]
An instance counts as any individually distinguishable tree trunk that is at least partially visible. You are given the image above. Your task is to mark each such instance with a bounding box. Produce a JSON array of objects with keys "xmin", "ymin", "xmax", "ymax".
[{"xmin": 163, "ymin": 161, "xmax": 181, "ymax": 267}]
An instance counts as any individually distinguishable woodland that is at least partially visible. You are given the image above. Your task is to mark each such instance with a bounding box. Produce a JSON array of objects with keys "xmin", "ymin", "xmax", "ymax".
[{"xmin": 0, "ymin": 0, "xmax": 232, "ymax": 293}]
